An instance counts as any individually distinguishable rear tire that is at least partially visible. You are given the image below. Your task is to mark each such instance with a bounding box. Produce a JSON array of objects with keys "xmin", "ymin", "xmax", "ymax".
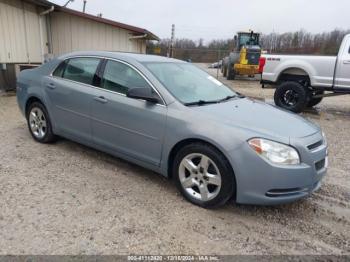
[
  {"xmin": 274, "ymin": 81, "xmax": 308, "ymax": 113},
  {"xmin": 173, "ymin": 143, "xmax": 235, "ymax": 208},
  {"xmin": 26, "ymin": 101, "xmax": 56, "ymax": 143}
]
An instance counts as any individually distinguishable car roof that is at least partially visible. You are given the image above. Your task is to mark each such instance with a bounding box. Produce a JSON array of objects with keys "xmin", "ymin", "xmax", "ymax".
[{"xmin": 57, "ymin": 51, "xmax": 184, "ymax": 64}]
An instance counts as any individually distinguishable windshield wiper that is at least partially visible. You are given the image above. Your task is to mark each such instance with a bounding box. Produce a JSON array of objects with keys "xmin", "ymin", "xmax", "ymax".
[
  {"xmin": 184, "ymin": 93, "xmax": 245, "ymax": 106},
  {"xmin": 184, "ymin": 100, "xmax": 219, "ymax": 106},
  {"xmin": 217, "ymin": 93, "xmax": 245, "ymax": 103},
  {"xmin": 218, "ymin": 95, "xmax": 237, "ymax": 102}
]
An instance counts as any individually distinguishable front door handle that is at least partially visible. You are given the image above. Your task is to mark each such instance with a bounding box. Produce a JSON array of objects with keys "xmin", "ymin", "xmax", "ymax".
[
  {"xmin": 46, "ymin": 83, "xmax": 56, "ymax": 89},
  {"xmin": 344, "ymin": 60, "xmax": 350, "ymax": 64},
  {"xmin": 93, "ymin": 96, "xmax": 108, "ymax": 104}
]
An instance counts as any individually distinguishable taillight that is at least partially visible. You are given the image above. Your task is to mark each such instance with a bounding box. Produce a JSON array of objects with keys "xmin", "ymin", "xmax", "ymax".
[{"xmin": 258, "ymin": 57, "xmax": 266, "ymax": 74}]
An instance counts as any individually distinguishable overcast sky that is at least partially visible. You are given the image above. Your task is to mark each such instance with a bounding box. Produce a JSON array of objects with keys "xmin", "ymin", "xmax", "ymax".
[{"xmin": 51, "ymin": 0, "xmax": 349, "ymax": 41}]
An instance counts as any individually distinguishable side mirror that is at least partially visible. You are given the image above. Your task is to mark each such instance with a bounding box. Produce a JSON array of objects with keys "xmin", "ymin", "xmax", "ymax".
[{"xmin": 127, "ymin": 87, "xmax": 159, "ymax": 103}]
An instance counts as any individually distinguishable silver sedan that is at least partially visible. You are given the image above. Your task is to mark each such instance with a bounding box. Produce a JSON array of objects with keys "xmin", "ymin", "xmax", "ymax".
[{"xmin": 16, "ymin": 51, "xmax": 328, "ymax": 208}]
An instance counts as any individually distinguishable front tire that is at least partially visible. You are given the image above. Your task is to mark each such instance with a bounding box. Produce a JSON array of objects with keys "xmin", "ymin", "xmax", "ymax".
[
  {"xmin": 173, "ymin": 143, "xmax": 235, "ymax": 208},
  {"xmin": 274, "ymin": 81, "xmax": 308, "ymax": 113},
  {"xmin": 26, "ymin": 102, "xmax": 56, "ymax": 143}
]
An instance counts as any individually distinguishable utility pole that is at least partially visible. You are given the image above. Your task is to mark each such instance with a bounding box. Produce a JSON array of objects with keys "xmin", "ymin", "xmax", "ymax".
[
  {"xmin": 83, "ymin": 0, "xmax": 87, "ymax": 13},
  {"xmin": 217, "ymin": 49, "xmax": 221, "ymax": 79},
  {"xmin": 168, "ymin": 24, "xmax": 175, "ymax": 58}
]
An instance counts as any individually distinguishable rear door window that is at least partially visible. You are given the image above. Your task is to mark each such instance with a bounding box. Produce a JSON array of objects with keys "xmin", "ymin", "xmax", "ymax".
[{"xmin": 59, "ymin": 57, "xmax": 101, "ymax": 86}]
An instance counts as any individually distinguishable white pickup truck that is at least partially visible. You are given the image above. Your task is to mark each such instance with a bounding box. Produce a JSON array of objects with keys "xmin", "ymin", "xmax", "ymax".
[{"xmin": 260, "ymin": 34, "xmax": 350, "ymax": 112}]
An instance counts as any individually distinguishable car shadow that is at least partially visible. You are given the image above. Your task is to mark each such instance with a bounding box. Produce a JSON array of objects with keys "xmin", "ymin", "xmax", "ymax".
[
  {"xmin": 224, "ymin": 197, "xmax": 319, "ymax": 222},
  {"xmin": 54, "ymin": 137, "xmax": 172, "ymax": 188},
  {"xmin": 49, "ymin": 137, "xmax": 320, "ymax": 218}
]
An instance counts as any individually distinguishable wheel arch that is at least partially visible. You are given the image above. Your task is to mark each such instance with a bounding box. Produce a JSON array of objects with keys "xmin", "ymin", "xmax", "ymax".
[
  {"xmin": 25, "ymin": 96, "xmax": 45, "ymax": 117},
  {"xmin": 277, "ymin": 67, "xmax": 311, "ymax": 85}
]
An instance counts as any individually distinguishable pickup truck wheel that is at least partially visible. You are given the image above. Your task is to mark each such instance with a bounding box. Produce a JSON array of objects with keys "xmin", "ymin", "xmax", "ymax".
[
  {"xmin": 274, "ymin": 81, "xmax": 308, "ymax": 113},
  {"xmin": 307, "ymin": 91, "xmax": 324, "ymax": 107}
]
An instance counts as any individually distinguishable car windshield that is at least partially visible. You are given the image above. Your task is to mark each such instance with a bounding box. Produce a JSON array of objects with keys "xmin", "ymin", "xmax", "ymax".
[{"xmin": 144, "ymin": 62, "xmax": 237, "ymax": 104}]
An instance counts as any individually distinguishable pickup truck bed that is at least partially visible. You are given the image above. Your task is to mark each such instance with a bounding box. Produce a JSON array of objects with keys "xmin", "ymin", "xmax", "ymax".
[
  {"xmin": 260, "ymin": 34, "xmax": 350, "ymax": 112},
  {"xmin": 262, "ymin": 55, "xmax": 337, "ymax": 88}
]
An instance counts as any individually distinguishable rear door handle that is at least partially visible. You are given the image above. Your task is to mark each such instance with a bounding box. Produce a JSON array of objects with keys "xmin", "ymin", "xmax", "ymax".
[
  {"xmin": 93, "ymin": 96, "xmax": 108, "ymax": 104},
  {"xmin": 344, "ymin": 60, "xmax": 350, "ymax": 64},
  {"xmin": 46, "ymin": 83, "xmax": 56, "ymax": 89}
]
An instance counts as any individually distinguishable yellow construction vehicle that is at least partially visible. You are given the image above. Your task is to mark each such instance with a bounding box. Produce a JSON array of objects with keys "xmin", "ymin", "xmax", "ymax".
[{"xmin": 222, "ymin": 31, "xmax": 262, "ymax": 80}]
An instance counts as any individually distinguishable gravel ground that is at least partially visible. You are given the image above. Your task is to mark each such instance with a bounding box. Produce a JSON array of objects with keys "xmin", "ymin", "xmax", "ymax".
[{"xmin": 0, "ymin": 65, "xmax": 349, "ymax": 255}]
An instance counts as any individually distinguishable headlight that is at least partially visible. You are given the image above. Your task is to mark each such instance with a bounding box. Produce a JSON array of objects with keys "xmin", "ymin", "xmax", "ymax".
[{"xmin": 248, "ymin": 138, "xmax": 300, "ymax": 165}]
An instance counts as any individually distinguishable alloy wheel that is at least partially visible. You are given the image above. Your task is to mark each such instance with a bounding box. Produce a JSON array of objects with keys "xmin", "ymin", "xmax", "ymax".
[
  {"xmin": 29, "ymin": 107, "xmax": 47, "ymax": 139},
  {"xmin": 282, "ymin": 90, "xmax": 299, "ymax": 106},
  {"xmin": 178, "ymin": 153, "xmax": 222, "ymax": 202}
]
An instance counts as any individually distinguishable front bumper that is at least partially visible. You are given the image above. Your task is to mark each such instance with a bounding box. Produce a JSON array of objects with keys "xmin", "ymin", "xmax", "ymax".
[{"xmin": 230, "ymin": 132, "xmax": 327, "ymax": 205}]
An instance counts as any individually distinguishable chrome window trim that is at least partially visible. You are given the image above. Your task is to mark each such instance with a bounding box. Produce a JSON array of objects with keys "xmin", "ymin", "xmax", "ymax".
[{"xmin": 49, "ymin": 55, "xmax": 167, "ymax": 106}]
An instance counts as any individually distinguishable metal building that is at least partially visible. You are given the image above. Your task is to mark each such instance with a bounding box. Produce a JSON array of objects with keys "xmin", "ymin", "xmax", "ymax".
[{"xmin": 0, "ymin": 0, "xmax": 159, "ymax": 90}]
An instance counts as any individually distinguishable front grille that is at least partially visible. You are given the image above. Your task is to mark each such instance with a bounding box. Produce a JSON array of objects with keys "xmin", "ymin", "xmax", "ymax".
[
  {"xmin": 315, "ymin": 159, "xmax": 326, "ymax": 171},
  {"xmin": 307, "ymin": 139, "xmax": 323, "ymax": 150},
  {"xmin": 246, "ymin": 50, "xmax": 260, "ymax": 65}
]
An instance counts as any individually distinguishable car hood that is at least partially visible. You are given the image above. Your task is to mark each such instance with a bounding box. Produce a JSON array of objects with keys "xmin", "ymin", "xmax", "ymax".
[{"xmin": 190, "ymin": 98, "xmax": 320, "ymax": 139}]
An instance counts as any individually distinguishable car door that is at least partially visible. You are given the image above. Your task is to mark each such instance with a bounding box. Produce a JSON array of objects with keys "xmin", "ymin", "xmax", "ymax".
[
  {"xmin": 44, "ymin": 57, "xmax": 102, "ymax": 143},
  {"xmin": 91, "ymin": 59, "xmax": 167, "ymax": 166},
  {"xmin": 335, "ymin": 38, "xmax": 350, "ymax": 89}
]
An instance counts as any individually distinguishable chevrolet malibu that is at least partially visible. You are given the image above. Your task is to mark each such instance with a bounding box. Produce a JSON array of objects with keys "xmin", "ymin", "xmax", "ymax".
[{"xmin": 16, "ymin": 51, "xmax": 328, "ymax": 208}]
